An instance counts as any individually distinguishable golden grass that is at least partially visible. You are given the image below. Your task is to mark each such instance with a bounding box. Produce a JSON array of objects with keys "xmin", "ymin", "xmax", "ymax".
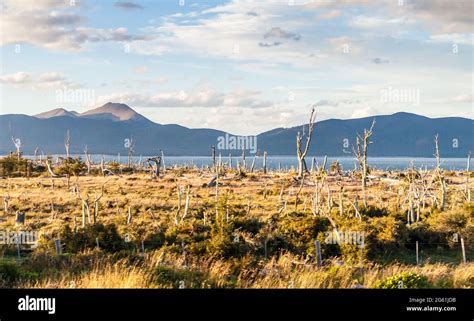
[{"xmin": 1, "ymin": 169, "xmax": 472, "ymax": 289}]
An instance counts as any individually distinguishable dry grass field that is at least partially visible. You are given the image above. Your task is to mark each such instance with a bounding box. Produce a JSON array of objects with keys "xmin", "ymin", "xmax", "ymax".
[{"xmin": 0, "ymin": 158, "xmax": 473, "ymax": 289}]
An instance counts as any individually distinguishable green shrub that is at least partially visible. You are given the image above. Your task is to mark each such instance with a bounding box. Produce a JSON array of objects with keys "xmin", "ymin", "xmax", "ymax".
[
  {"xmin": 55, "ymin": 157, "xmax": 86, "ymax": 176},
  {"xmin": 59, "ymin": 224, "xmax": 128, "ymax": 253},
  {"xmin": 365, "ymin": 216, "xmax": 408, "ymax": 259},
  {"xmin": 276, "ymin": 212, "xmax": 332, "ymax": 255},
  {"xmin": 374, "ymin": 272, "xmax": 431, "ymax": 289},
  {"xmin": 0, "ymin": 154, "xmax": 29, "ymax": 177},
  {"xmin": 0, "ymin": 261, "xmax": 39, "ymax": 286}
]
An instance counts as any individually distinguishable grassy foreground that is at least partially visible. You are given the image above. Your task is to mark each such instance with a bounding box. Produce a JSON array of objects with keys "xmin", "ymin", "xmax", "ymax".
[{"xmin": 0, "ymin": 166, "xmax": 472, "ymax": 288}]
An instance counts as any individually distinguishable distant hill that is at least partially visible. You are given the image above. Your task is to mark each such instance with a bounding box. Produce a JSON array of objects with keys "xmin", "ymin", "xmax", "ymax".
[
  {"xmin": 79, "ymin": 102, "xmax": 150, "ymax": 122},
  {"xmin": 1, "ymin": 104, "xmax": 472, "ymax": 157},
  {"xmin": 35, "ymin": 108, "xmax": 79, "ymax": 119},
  {"xmin": 257, "ymin": 112, "xmax": 473, "ymax": 157}
]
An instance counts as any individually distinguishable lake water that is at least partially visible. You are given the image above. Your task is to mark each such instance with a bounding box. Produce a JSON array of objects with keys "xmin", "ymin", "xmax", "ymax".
[{"xmin": 20, "ymin": 155, "xmax": 471, "ymax": 171}]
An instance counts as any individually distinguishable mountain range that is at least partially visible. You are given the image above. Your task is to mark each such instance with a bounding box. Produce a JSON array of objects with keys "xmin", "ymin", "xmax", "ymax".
[{"xmin": 0, "ymin": 103, "xmax": 472, "ymax": 157}]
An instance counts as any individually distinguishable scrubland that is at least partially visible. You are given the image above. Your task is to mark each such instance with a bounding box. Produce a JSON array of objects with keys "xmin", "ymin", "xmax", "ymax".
[{"xmin": 0, "ymin": 156, "xmax": 472, "ymax": 288}]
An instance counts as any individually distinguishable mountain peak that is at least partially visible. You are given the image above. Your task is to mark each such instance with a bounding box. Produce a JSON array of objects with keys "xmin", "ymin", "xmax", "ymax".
[
  {"xmin": 34, "ymin": 108, "xmax": 78, "ymax": 119},
  {"xmin": 80, "ymin": 102, "xmax": 149, "ymax": 122}
]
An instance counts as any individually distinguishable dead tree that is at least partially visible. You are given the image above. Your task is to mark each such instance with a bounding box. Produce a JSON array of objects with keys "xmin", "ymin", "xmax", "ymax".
[
  {"xmin": 34, "ymin": 147, "xmax": 39, "ymax": 162},
  {"xmin": 326, "ymin": 184, "xmax": 333, "ymax": 214},
  {"xmin": 84, "ymin": 145, "xmax": 92, "ymax": 175},
  {"xmin": 127, "ymin": 206, "xmax": 133, "ymax": 225},
  {"xmin": 321, "ymin": 155, "xmax": 328, "ymax": 174},
  {"xmin": 337, "ymin": 184, "xmax": 344, "ymax": 216},
  {"xmin": 45, "ymin": 157, "xmax": 61, "ymax": 178},
  {"xmin": 465, "ymin": 152, "xmax": 471, "ymax": 203},
  {"xmin": 294, "ymin": 175, "xmax": 305, "ymax": 210},
  {"xmin": 64, "ymin": 130, "xmax": 71, "ymax": 159},
  {"xmin": 250, "ymin": 154, "xmax": 257, "ymax": 173},
  {"xmin": 92, "ymin": 181, "xmax": 109, "ymax": 225},
  {"xmin": 11, "ymin": 136, "xmax": 21, "ymax": 161},
  {"xmin": 211, "ymin": 146, "xmax": 216, "ymax": 172},
  {"xmin": 80, "ymin": 194, "xmax": 90, "ymax": 228},
  {"xmin": 127, "ymin": 138, "xmax": 135, "ymax": 170},
  {"xmin": 353, "ymin": 119, "xmax": 376, "ymax": 207},
  {"xmin": 182, "ymin": 186, "xmax": 191, "ymax": 222},
  {"xmin": 3, "ymin": 194, "xmax": 10, "ymax": 215},
  {"xmin": 228, "ymin": 154, "xmax": 233, "ymax": 170},
  {"xmin": 175, "ymin": 186, "xmax": 183, "ymax": 225},
  {"xmin": 434, "ymin": 135, "xmax": 446, "ymax": 210},
  {"xmin": 263, "ymin": 151, "xmax": 267, "ymax": 174},
  {"xmin": 147, "ymin": 156, "xmax": 162, "ymax": 178},
  {"xmin": 296, "ymin": 104, "xmax": 317, "ymax": 178},
  {"xmin": 160, "ymin": 150, "xmax": 166, "ymax": 172},
  {"xmin": 311, "ymin": 176, "xmax": 324, "ymax": 216},
  {"xmin": 78, "ymin": 180, "xmax": 109, "ymax": 227}
]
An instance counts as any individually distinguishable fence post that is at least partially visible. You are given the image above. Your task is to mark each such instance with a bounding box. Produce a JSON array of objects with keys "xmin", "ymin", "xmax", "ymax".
[
  {"xmin": 461, "ymin": 237, "xmax": 467, "ymax": 264},
  {"xmin": 264, "ymin": 239, "xmax": 268, "ymax": 259},
  {"xmin": 416, "ymin": 241, "xmax": 419, "ymax": 265},
  {"xmin": 54, "ymin": 239, "xmax": 62, "ymax": 254},
  {"xmin": 315, "ymin": 240, "xmax": 322, "ymax": 267}
]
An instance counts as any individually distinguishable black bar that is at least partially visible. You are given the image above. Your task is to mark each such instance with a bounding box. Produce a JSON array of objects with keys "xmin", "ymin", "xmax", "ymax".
[{"xmin": 0, "ymin": 289, "xmax": 472, "ymax": 321}]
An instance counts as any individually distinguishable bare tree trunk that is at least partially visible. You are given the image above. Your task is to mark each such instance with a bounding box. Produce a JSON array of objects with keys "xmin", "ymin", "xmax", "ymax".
[
  {"xmin": 263, "ymin": 151, "xmax": 267, "ymax": 174},
  {"xmin": 3, "ymin": 195, "xmax": 10, "ymax": 215},
  {"xmin": 84, "ymin": 146, "xmax": 91, "ymax": 175},
  {"xmin": 321, "ymin": 155, "xmax": 327, "ymax": 174},
  {"xmin": 160, "ymin": 150, "xmax": 166, "ymax": 173},
  {"xmin": 296, "ymin": 105, "xmax": 317, "ymax": 178},
  {"xmin": 465, "ymin": 152, "xmax": 471, "ymax": 202},
  {"xmin": 250, "ymin": 154, "xmax": 257, "ymax": 173},
  {"xmin": 182, "ymin": 186, "xmax": 191, "ymax": 221},
  {"xmin": 175, "ymin": 186, "xmax": 182, "ymax": 225},
  {"xmin": 64, "ymin": 130, "xmax": 70, "ymax": 159},
  {"xmin": 326, "ymin": 184, "xmax": 333, "ymax": 214},
  {"xmin": 353, "ymin": 119, "xmax": 375, "ymax": 208},
  {"xmin": 211, "ymin": 146, "xmax": 216, "ymax": 172},
  {"xmin": 434, "ymin": 135, "xmax": 446, "ymax": 210}
]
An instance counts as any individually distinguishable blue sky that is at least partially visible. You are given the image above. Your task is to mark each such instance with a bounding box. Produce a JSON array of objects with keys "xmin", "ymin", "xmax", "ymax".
[{"xmin": 0, "ymin": 0, "xmax": 472, "ymax": 135}]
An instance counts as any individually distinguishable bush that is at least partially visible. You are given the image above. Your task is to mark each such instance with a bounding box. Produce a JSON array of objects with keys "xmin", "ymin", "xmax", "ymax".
[
  {"xmin": 426, "ymin": 206, "xmax": 473, "ymax": 249},
  {"xmin": 0, "ymin": 261, "xmax": 39, "ymax": 286},
  {"xmin": 276, "ymin": 212, "xmax": 331, "ymax": 255},
  {"xmin": 59, "ymin": 224, "xmax": 128, "ymax": 253},
  {"xmin": 206, "ymin": 218, "xmax": 250, "ymax": 258},
  {"xmin": 365, "ymin": 216, "xmax": 408, "ymax": 259},
  {"xmin": 0, "ymin": 261, "xmax": 21, "ymax": 285},
  {"xmin": 374, "ymin": 272, "xmax": 431, "ymax": 289},
  {"xmin": 0, "ymin": 154, "xmax": 29, "ymax": 177},
  {"xmin": 55, "ymin": 157, "xmax": 86, "ymax": 176}
]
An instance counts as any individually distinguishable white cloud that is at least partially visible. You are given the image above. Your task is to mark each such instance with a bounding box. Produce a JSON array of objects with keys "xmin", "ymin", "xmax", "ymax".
[
  {"xmin": 94, "ymin": 88, "xmax": 274, "ymax": 109},
  {"xmin": 0, "ymin": 71, "xmax": 79, "ymax": 89},
  {"xmin": 0, "ymin": 1, "xmax": 151, "ymax": 51},
  {"xmin": 351, "ymin": 106, "xmax": 379, "ymax": 119},
  {"xmin": 0, "ymin": 72, "xmax": 32, "ymax": 84},
  {"xmin": 350, "ymin": 15, "xmax": 409, "ymax": 28},
  {"xmin": 132, "ymin": 1, "xmax": 327, "ymax": 68},
  {"xmin": 428, "ymin": 33, "xmax": 473, "ymax": 46}
]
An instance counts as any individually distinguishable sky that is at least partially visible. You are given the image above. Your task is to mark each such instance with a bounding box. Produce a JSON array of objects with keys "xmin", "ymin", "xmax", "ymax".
[{"xmin": 0, "ymin": 0, "xmax": 472, "ymax": 135}]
